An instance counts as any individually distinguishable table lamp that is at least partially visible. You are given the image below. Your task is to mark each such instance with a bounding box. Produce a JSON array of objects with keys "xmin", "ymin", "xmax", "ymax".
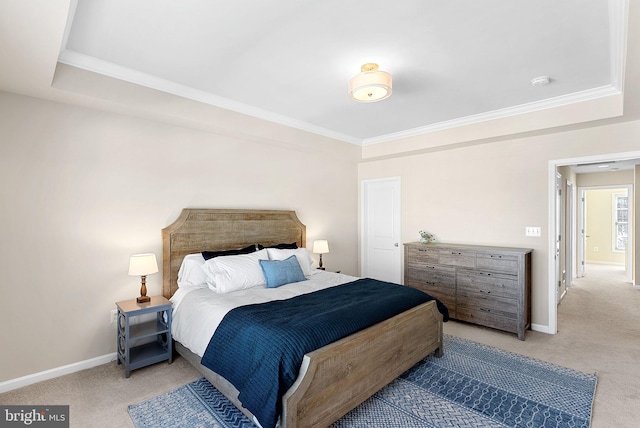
[
  {"xmin": 313, "ymin": 240, "xmax": 329, "ymax": 270},
  {"xmin": 128, "ymin": 253, "xmax": 158, "ymax": 303}
]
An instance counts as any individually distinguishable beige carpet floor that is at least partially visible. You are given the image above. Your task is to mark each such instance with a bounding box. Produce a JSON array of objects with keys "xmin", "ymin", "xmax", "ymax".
[{"xmin": 1, "ymin": 263, "xmax": 638, "ymax": 427}]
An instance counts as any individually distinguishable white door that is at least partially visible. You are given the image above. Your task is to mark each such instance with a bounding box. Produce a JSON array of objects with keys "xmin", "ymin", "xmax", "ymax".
[{"xmin": 361, "ymin": 177, "xmax": 401, "ymax": 283}]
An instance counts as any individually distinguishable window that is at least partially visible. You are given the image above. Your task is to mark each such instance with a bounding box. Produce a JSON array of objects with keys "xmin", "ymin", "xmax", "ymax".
[{"xmin": 613, "ymin": 193, "xmax": 628, "ymax": 251}]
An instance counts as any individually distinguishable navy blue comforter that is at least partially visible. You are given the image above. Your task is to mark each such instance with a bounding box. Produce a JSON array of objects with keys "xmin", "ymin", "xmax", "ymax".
[{"xmin": 200, "ymin": 278, "xmax": 448, "ymax": 428}]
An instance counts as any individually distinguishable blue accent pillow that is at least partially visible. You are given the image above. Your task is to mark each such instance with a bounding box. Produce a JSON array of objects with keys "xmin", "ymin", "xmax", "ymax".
[{"xmin": 259, "ymin": 256, "xmax": 307, "ymax": 288}]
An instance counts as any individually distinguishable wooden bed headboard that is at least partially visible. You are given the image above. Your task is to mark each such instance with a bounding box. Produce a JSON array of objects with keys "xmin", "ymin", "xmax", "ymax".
[{"xmin": 161, "ymin": 209, "xmax": 306, "ymax": 298}]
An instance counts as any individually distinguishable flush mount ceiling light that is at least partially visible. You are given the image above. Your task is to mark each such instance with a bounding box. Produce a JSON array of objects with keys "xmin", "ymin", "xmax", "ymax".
[{"xmin": 348, "ymin": 63, "xmax": 392, "ymax": 102}]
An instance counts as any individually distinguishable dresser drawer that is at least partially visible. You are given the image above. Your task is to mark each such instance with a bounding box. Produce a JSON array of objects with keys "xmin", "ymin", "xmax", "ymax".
[
  {"xmin": 406, "ymin": 246, "xmax": 439, "ymax": 264},
  {"xmin": 405, "ymin": 278, "xmax": 456, "ymax": 318},
  {"xmin": 456, "ymin": 269, "xmax": 518, "ymax": 299},
  {"xmin": 456, "ymin": 293, "xmax": 518, "ymax": 333},
  {"xmin": 406, "ymin": 264, "xmax": 455, "ymax": 283},
  {"xmin": 437, "ymin": 249, "xmax": 476, "ymax": 268},
  {"xmin": 456, "ymin": 289, "xmax": 517, "ymax": 314},
  {"xmin": 476, "ymin": 253, "xmax": 520, "ymax": 274},
  {"xmin": 456, "ymin": 307, "xmax": 518, "ymax": 334}
]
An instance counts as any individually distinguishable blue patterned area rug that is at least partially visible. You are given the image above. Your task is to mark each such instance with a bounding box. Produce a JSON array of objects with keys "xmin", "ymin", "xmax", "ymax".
[{"xmin": 128, "ymin": 335, "xmax": 596, "ymax": 428}]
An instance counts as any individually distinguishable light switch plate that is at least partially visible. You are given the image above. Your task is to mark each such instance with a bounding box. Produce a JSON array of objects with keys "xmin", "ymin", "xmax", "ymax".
[{"xmin": 525, "ymin": 226, "xmax": 541, "ymax": 237}]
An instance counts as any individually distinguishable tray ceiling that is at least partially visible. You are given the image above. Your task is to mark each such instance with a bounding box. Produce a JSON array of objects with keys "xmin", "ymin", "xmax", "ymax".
[{"xmin": 53, "ymin": 1, "xmax": 626, "ymax": 144}]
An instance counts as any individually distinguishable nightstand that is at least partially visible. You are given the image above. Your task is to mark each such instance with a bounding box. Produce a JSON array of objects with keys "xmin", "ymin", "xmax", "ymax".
[{"xmin": 116, "ymin": 295, "xmax": 172, "ymax": 378}]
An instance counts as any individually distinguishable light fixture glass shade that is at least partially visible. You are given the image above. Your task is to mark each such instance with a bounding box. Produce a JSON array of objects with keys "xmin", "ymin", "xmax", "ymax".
[
  {"xmin": 313, "ymin": 240, "xmax": 330, "ymax": 254},
  {"xmin": 128, "ymin": 253, "xmax": 159, "ymax": 276},
  {"xmin": 348, "ymin": 63, "xmax": 392, "ymax": 102}
]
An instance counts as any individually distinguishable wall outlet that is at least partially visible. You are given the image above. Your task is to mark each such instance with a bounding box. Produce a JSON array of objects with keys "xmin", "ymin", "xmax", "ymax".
[
  {"xmin": 594, "ymin": 247, "xmax": 599, "ymax": 252},
  {"xmin": 525, "ymin": 226, "xmax": 542, "ymax": 237},
  {"xmin": 110, "ymin": 309, "xmax": 118, "ymax": 324}
]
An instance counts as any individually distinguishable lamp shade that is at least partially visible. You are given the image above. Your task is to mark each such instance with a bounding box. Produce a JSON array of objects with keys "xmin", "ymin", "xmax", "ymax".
[
  {"xmin": 128, "ymin": 253, "xmax": 158, "ymax": 276},
  {"xmin": 313, "ymin": 240, "xmax": 329, "ymax": 254},
  {"xmin": 348, "ymin": 63, "xmax": 392, "ymax": 102}
]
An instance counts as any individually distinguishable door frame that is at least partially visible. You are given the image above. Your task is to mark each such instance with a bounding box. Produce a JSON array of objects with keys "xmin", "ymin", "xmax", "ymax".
[
  {"xmin": 360, "ymin": 177, "xmax": 402, "ymax": 282},
  {"xmin": 555, "ymin": 173, "xmax": 562, "ymax": 304}
]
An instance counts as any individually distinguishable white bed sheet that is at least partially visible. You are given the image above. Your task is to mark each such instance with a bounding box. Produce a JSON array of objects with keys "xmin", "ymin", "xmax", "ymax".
[{"xmin": 170, "ymin": 270, "xmax": 359, "ymax": 357}]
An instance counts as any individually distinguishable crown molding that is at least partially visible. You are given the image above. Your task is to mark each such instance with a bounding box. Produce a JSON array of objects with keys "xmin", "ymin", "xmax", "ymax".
[
  {"xmin": 361, "ymin": 85, "xmax": 621, "ymax": 146},
  {"xmin": 609, "ymin": 0, "xmax": 628, "ymax": 91},
  {"xmin": 57, "ymin": 50, "xmax": 362, "ymax": 146}
]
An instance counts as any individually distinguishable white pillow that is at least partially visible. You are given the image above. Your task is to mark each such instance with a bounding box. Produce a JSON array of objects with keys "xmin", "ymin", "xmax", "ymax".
[
  {"xmin": 177, "ymin": 254, "xmax": 208, "ymax": 289},
  {"xmin": 202, "ymin": 249, "xmax": 269, "ymax": 293},
  {"xmin": 266, "ymin": 248, "xmax": 314, "ymax": 276}
]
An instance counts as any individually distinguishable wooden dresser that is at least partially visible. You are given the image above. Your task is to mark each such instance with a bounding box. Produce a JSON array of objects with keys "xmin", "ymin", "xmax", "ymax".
[{"xmin": 404, "ymin": 242, "xmax": 532, "ymax": 340}]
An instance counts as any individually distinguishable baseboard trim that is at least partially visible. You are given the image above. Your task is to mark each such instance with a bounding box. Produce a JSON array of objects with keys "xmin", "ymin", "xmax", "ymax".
[
  {"xmin": 0, "ymin": 353, "xmax": 117, "ymax": 394},
  {"xmin": 531, "ymin": 323, "xmax": 552, "ymax": 334}
]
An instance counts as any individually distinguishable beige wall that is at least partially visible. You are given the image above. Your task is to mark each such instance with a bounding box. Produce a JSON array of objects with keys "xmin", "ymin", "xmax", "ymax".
[
  {"xmin": 358, "ymin": 119, "xmax": 640, "ymax": 330},
  {"xmin": 577, "ymin": 170, "xmax": 635, "ymax": 187},
  {"xmin": 0, "ymin": 91, "xmax": 361, "ymax": 383},
  {"xmin": 585, "ymin": 188, "xmax": 628, "ymax": 265}
]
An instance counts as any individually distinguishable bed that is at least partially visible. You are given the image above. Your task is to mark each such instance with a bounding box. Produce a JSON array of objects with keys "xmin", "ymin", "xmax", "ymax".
[{"xmin": 162, "ymin": 208, "xmax": 445, "ymax": 428}]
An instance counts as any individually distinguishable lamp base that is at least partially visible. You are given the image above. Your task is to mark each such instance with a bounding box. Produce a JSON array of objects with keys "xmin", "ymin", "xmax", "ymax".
[{"xmin": 137, "ymin": 277, "xmax": 150, "ymax": 303}]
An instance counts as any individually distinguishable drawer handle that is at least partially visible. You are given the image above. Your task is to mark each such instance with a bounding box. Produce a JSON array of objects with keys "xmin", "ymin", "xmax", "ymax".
[
  {"xmin": 490, "ymin": 255, "xmax": 503, "ymax": 259},
  {"xmin": 451, "ymin": 252, "xmax": 462, "ymax": 255},
  {"xmin": 480, "ymin": 290, "xmax": 491, "ymax": 294},
  {"xmin": 479, "ymin": 272, "xmax": 492, "ymax": 276},
  {"xmin": 480, "ymin": 308, "xmax": 491, "ymax": 313}
]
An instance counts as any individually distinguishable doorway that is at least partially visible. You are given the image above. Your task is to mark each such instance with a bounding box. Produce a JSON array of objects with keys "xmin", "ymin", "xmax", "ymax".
[
  {"xmin": 577, "ymin": 186, "xmax": 632, "ymax": 281},
  {"xmin": 548, "ymin": 151, "xmax": 640, "ymax": 334}
]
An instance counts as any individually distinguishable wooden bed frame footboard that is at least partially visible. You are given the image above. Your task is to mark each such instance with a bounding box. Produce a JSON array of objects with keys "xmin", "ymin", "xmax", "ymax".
[
  {"xmin": 163, "ymin": 209, "xmax": 444, "ymax": 428},
  {"xmin": 283, "ymin": 300, "xmax": 443, "ymax": 427}
]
